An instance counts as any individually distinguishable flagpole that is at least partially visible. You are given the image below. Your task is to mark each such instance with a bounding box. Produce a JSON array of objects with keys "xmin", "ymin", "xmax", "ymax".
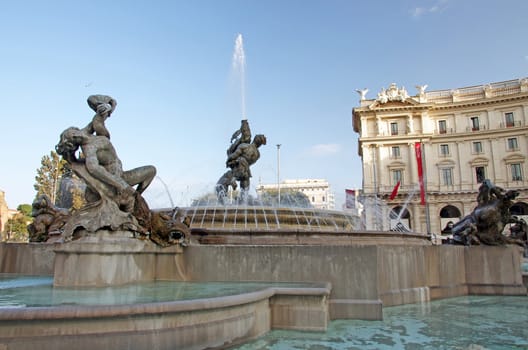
[
  {"xmin": 372, "ymin": 146, "xmax": 379, "ymax": 231},
  {"xmin": 420, "ymin": 141, "xmax": 431, "ymax": 235}
]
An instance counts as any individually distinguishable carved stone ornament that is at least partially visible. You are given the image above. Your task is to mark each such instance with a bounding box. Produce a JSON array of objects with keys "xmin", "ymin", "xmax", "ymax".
[{"xmin": 376, "ymin": 83, "xmax": 409, "ymax": 104}]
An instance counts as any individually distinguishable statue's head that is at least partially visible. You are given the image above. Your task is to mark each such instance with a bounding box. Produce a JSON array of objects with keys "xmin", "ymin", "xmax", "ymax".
[
  {"xmin": 31, "ymin": 194, "xmax": 53, "ymax": 216},
  {"xmin": 56, "ymin": 127, "xmax": 83, "ymax": 157},
  {"xmin": 505, "ymin": 190, "xmax": 520, "ymax": 200},
  {"xmin": 253, "ymin": 134, "xmax": 267, "ymax": 146}
]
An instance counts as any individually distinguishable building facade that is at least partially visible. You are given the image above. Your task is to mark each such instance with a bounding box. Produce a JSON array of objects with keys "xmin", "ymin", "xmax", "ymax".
[
  {"xmin": 256, "ymin": 179, "xmax": 335, "ymax": 210},
  {"xmin": 0, "ymin": 190, "xmax": 9, "ymax": 233},
  {"xmin": 352, "ymin": 78, "xmax": 528, "ymax": 235}
]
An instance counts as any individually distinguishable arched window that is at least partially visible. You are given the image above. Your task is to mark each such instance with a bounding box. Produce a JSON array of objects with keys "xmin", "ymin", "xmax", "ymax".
[
  {"xmin": 439, "ymin": 205, "xmax": 461, "ymax": 234},
  {"xmin": 510, "ymin": 202, "xmax": 528, "ymax": 216}
]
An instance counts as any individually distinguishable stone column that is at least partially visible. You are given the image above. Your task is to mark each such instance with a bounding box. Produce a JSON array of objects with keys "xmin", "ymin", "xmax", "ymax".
[{"xmin": 361, "ymin": 117, "xmax": 369, "ymax": 137}]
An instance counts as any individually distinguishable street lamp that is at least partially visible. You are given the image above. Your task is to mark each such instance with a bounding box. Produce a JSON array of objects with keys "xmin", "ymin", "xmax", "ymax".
[{"xmin": 277, "ymin": 144, "xmax": 281, "ymax": 206}]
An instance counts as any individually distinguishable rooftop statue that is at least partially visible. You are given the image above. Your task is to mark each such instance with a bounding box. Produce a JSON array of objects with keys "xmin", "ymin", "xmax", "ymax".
[
  {"xmin": 52, "ymin": 95, "xmax": 189, "ymax": 246},
  {"xmin": 216, "ymin": 120, "xmax": 266, "ymax": 204},
  {"xmin": 451, "ymin": 179, "xmax": 525, "ymax": 246},
  {"xmin": 355, "ymin": 88, "xmax": 368, "ymax": 101}
]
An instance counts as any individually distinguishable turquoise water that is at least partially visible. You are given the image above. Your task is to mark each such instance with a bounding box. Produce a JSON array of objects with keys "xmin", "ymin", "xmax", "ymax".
[
  {"xmin": 233, "ymin": 296, "xmax": 528, "ymax": 350},
  {"xmin": 2, "ymin": 275, "xmax": 526, "ymax": 348},
  {"xmin": 0, "ymin": 274, "xmax": 320, "ymax": 308}
]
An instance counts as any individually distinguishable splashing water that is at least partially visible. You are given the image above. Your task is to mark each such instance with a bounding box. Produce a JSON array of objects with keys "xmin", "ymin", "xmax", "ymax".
[
  {"xmin": 155, "ymin": 176, "xmax": 174, "ymax": 208},
  {"xmin": 232, "ymin": 33, "xmax": 246, "ymax": 120}
]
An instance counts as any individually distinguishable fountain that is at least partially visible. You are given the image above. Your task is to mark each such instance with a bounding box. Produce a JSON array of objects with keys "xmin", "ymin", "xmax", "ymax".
[
  {"xmin": 232, "ymin": 33, "xmax": 246, "ymax": 120},
  {"xmin": 0, "ymin": 38, "xmax": 525, "ymax": 349},
  {"xmin": 0, "ymin": 93, "xmax": 525, "ymax": 350}
]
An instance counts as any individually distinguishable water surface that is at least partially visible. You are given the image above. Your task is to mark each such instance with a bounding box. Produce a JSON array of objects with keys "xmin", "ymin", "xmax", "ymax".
[
  {"xmin": 233, "ymin": 296, "xmax": 528, "ymax": 350},
  {"xmin": 0, "ymin": 274, "xmax": 320, "ymax": 308}
]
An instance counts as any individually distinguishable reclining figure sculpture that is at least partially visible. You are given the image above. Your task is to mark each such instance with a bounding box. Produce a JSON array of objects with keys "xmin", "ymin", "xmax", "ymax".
[
  {"xmin": 451, "ymin": 179, "xmax": 524, "ymax": 246},
  {"xmin": 52, "ymin": 95, "xmax": 189, "ymax": 246}
]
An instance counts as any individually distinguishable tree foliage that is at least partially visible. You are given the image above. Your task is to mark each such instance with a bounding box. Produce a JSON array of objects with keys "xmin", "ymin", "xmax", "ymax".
[
  {"xmin": 33, "ymin": 151, "xmax": 86, "ymax": 210},
  {"xmin": 258, "ymin": 189, "xmax": 312, "ymax": 208},
  {"xmin": 190, "ymin": 189, "xmax": 312, "ymax": 208},
  {"xmin": 4, "ymin": 205, "xmax": 32, "ymax": 242},
  {"xmin": 34, "ymin": 151, "xmax": 67, "ymax": 205},
  {"xmin": 17, "ymin": 204, "xmax": 32, "ymax": 216},
  {"xmin": 70, "ymin": 185, "xmax": 86, "ymax": 211}
]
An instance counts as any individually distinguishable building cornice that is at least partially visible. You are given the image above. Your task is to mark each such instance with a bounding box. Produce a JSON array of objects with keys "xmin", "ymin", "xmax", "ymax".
[{"xmin": 430, "ymin": 93, "xmax": 528, "ymax": 111}]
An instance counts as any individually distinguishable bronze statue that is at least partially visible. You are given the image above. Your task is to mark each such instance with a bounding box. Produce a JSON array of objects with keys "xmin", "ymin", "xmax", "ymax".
[
  {"xmin": 52, "ymin": 95, "xmax": 188, "ymax": 246},
  {"xmin": 84, "ymin": 94, "xmax": 117, "ymax": 138},
  {"xmin": 451, "ymin": 179, "xmax": 524, "ymax": 246},
  {"xmin": 56, "ymin": 126, "xmax": 156, "ymax": 213},
  {"xmin": 476, "ymin": 179, "xmax": 504, "ymax": 207},
  {"xmin": 216, "ymin": 120, "xmax": 266, "ymax": 204},
  {"xmin": 27, "ymin": 194, "xmax": 70, "ymax": 242}
]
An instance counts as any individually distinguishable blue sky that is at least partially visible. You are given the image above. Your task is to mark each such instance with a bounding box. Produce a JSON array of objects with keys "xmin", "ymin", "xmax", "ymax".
[{"xmin": 1, "ymin": 0, "xmax": 527, "ymax": 209}]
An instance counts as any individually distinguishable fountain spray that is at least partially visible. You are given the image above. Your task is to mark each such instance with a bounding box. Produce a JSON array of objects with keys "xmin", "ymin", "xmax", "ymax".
[{"xmin": 232, "ymin": 33, "xmax": 246, "ymax": 120}]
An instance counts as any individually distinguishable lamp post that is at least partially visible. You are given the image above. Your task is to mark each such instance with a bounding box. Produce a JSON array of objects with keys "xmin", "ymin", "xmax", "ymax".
[{"xmin": 277, "ymin": 144, "xmax": 281, "ymax": 206}]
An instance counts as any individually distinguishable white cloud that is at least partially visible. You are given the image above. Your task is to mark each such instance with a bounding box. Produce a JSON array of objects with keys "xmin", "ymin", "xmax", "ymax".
[
  {"xmin": 412, "ymin": 7, "xmax": 426, "ymax": 17},
  {"xmin": 411, "ymin": 0, "xmax": 448, "ymax": 18},
  {"xmin": 308, "ymin": 143, "xmax": 341, "ymax": 157}
]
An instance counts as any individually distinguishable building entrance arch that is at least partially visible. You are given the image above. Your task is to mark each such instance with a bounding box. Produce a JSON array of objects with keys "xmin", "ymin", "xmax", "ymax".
[{"xmin": 439, "ymin": 205, "xmax": 461, "ymax": 234}]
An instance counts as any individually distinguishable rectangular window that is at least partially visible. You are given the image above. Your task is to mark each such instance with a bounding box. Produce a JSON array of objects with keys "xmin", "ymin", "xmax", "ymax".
[
  {"xmin": 505, "ymin": 112, "xmax": 515, "ymax": 127},
  {"xmin": 390, "ymin": 122, "xmax": 398, "ymax": 135},
  {"xmin": 392, "ymin": 169, "xmax": 402, "ymax": 184},
  {"xmin": 440, "ymin": 144, "xmax": 449, "ymax": 156},
  {"xmin": 473, "ymin": 141, "xmax": 483, "ymax": 154},
  {"xmin": 438, "ymin": 120, "xmax": 447, "ymax": 134},
  {"xmin": 475, "ymin": 166, "xmax": 486, "ymax": 183},
  {"xmin": 470, "ymin": 116, "xmax": 480, "ymax": 131},
  {"xmin": 507, "ymin": 137, "xmax": 518, "ymax": 150},
  {"xmin": 441, "ymin": 168, "xmax": 453, "ymax": 185},
  {"xmin": 511, "ymin": 164, "xmax": 523, "ymax": 181},
  {"xmin": 391, "ymin": 146, "xmax": 401, "ymax": 158}
]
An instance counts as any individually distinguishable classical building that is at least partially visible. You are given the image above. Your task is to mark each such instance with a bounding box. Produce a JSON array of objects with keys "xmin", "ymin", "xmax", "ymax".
[
  {"xmin": 256, "ymin": 179, "xmax": 335, "ymax": 210},
  {"xmin": 0, "ymin": 190, "xmax": 11, "ymax": 235},
  {"xmin": 352, "ymin": 78, "xmax": 528, "ymax": 235}
]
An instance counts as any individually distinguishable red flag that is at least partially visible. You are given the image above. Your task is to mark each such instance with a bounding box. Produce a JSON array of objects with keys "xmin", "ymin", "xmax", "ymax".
[
  {"xmin": 415, "ymin": 142, "xmax": 426, "ymax": 205},
  {"xmin": 345, "ymin": 189, "xmax": 356, "ymax": 209},
  {"xmin": 389, "ymin": 181, "xmax": 400, "ymax": 200}
]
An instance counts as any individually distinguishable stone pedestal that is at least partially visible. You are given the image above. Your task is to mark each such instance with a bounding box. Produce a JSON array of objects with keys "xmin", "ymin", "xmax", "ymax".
[
  {"xmin": 53, "ymin": 230, "xmax": 183, "ymax": 287},
  {"xmin": 464, "ymin": 245, "xmax": 527, "ymax": 295}
]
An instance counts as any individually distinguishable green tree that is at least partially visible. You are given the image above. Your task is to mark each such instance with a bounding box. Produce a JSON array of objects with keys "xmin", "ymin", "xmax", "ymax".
[
  {"xmin": 34, "ymin": 151, "xmax": 67, "ymax": 205},
  {"xmin": 259, "ymin": 189, "xmax": 312, "ymax": 208},
  {"xmin": 17, "ymin": 204, "xmax": 32, "ymax": 216},
  {"xmin": 70, "ymin": 185, "xmax": 86, "ymax": 211},
  {"xmin": 4, "ymin": 204, "xmax": 32, "ymax": 242}
]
